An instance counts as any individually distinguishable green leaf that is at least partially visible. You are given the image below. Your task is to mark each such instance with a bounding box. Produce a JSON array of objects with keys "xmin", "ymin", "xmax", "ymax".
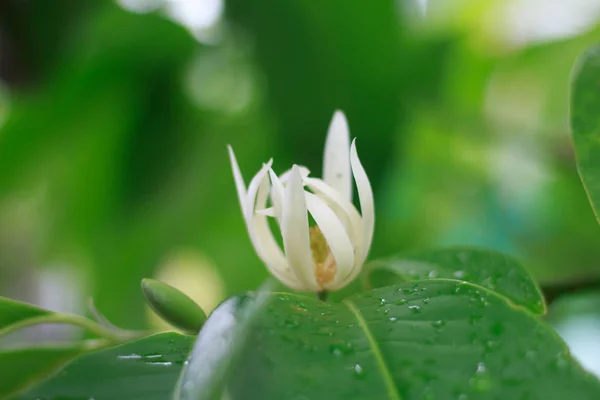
[
  {"xmin": 0, "ymin": 345, "xmax": 88, "ymax": 399},
  {"xmin": 180, "ymin": 281, "xmax": 600, "ymax": 400},
  {"xmin": 0, "ymin": 297, "xmax": 52, "ymax": 331},
  {"xmin": 142, "ymin": 278, "xmax": 207, "ymax": 334},
  {"xmin": 12, "ymin": 332, "xmax": 194, "ymax": 400},
  {"xmin": 175, "ymin": 284, "xmax": 274, "ymax": 400},
  {"xmin": 365, "ymin": 247, "xmax": 546, "ymax": 314},
  {"xmin": 0, "ymin": 296, "xmax": 129, "ymax": 342},
  {"xmin": 571, "ymin": 43, "xmax": 600, "ymax": 224}
]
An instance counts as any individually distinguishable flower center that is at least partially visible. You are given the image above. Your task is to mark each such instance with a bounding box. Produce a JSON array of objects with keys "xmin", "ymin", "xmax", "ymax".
[{"xmin": 309, "ymin": 226, "xmax": 337, "ymax": 286}]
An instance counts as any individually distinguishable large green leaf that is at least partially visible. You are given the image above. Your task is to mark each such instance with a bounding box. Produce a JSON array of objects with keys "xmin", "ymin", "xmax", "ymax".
[
  {"xmin": 571, "ymin": 43, "xmax": 600, "ymax": 223},
  {"xmin": 0, "ymin": 345, "xmax": 87, "ymax": 399},
  {"xmin": 0, "ymin": 297, "xmax": 52, "ymax": 331},
  {"xmin": 0, "ymin": 296, "xmax": 129, "ymax": 342},
  {"xmin": 12, "ymin": 332, "xmax": 194, "ymax": 400},
  {"xmin": 0, "ymin": 296, "xmax": 136, "ymax": 398},
  {"xmin": 365, "ymin": 247, "xmax": 546, "ymax": 314},
  {"xmin": 180, "ymin": 281, "xmax": 600, "ymax": 400}
]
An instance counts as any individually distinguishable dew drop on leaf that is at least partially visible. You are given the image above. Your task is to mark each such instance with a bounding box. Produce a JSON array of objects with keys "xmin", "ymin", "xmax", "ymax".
[
  {"xmin": 431, "ymin": 320, "xmax": 445, "ymax": 330},
  {"xmin": 408, "ymin": 305, "xmax": 421, "ymax": 314},
  {"xmin": 453, "ymin": 270, "xmax": 466, "ymax": 279},
  {"xmin": 469, "ymin": 362, "xmax": 493, "ymax": 392},
  {"xmin": 353, "ymin": 364, "xmax": 366, "ymax": 379}
]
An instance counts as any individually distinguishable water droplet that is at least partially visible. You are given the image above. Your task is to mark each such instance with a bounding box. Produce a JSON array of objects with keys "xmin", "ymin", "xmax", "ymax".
[
  {"xmin": 284, "ymin": 317, "xmax": 300, "ymax": 329},
  {"xmin": 469, "ymin": 314, "xmax": 483, "ymax": 325},
  {"xmin": 525, "ymin": 350, "xmax": 536, "ymax": 362},
  {"xmin": 379, "ymin": 298, "xmax": 387, "ymax": 305},
  {"xmin": 552, "ymin": 352, "xmax": 569, "ymax": 371},
  {"xmin": 353, "ymin": 364, "xmax": 366, "ymax": 379},
  {"xmin": 408, "ymin": 305, "xmax": 421, "ymax": 314},
  {"xmin": 469, "ymin": 362, "xmax": 492, "ymax": 392},
  {"xmin": 484, "ymin": 340, "xmax": 500, "ymax": 351},
  {"xmin": 389, "ymin": 316, "xmax": 397, "ymax": 322},
  {"xmin": 329, "ymin": 341, "xmax": 354, "ymax": 356},
  {"xmin": 453, "ymin": 270, "xmax": 466, "ymax": 279},
  {"xmin": 422, "ymin": 297, "xmax": 430, "ymax": 304},
  {"xmin": 118, "ymin": 353, "xmax": 141, "ymax": 360},
  {"xmin": 453, "ymin": 284, "xmax": 466, "ymax": 295},
  {"xmin": 428, "ymin": 270, "xmax": 438, "ymax": 278},
  {"xmin": 396, "ymin": 299, "xmax": 407, "ymax": 305},
  {"xmin": 431, "ymin": 320, "xmax": 445, "ymax": 329}
]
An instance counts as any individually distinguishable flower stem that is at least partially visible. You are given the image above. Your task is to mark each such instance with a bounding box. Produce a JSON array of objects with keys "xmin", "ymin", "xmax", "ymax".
[{"xmin": 317, "ymin": 291, "xmax": 328, "ymax": 302}]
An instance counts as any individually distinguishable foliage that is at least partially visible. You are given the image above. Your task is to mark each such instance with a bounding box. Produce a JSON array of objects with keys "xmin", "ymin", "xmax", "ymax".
[{"xmin": 2, "ymin": 1, "xmax": 600, "ymax": 399}]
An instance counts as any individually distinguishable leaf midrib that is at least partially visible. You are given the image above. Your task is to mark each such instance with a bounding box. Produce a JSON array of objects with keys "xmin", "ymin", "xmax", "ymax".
[{"xmin": 342, "ymin": 299, "xmax": 403, "ymax": 400}]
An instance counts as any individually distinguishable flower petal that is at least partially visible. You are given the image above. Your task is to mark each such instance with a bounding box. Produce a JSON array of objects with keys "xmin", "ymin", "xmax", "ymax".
[
  {"xmin": 268, "ymin": 169, "xmax": 285, "ymax": 220},
  {"xmin": 244, "ymin": 162, "xmax": 303, "ymax": 290},
  {"xmin": 305, "ymin": 192, "xmax": 354, "ymax": 291},
  {"xmin": 350, "ymin": 139, "xmax": 375, "ymax": 267},
  {"xmin": 227, "ymin": 145, "xmax": 247, "ymax": 213},
  {"xmin": 256, "ymin": 207, "xmax": 277, "ymax": 217},
  {"xmin": 282, "ymin": 165, "xmax": 319, "ymax": 291},
  {"xmin": 243, "ymin": 159, "xmax": 272, "ymax": 221},
  {"xmin": 303, "ymin": 177, "xmax": 362, "ymax": 247},
  {"xmin": 279, "ymin": 165, "xmax": 310, "ymax": 183},
  {"xmin": 323, "ymin": 110, "xmax": 352, "ymax": 202}
]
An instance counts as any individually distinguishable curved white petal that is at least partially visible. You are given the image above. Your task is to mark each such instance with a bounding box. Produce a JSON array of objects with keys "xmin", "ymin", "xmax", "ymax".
[
  {"xmin": 282, "ymin": 165, "xmax": 318, "ymax": 291},
  {"xmin": 323, "ymin": 110, "xmax": 352, "ymax": 202},
  {"xmin": 268, "ymin": 169, "xmax": 284, "ymax": 220},
  {"xmin": 243, "ymin": 159, "xmax": 272, "ymax": 222},
  {"xmin": 304, "ymin": 192, "xmax": 354, "ymax": 291},
  {"xmin": 227, "ymin": 145, "xmax": 247, "ymax": 213},
  {"xmin": 256, "ymin": 207, "xmax": 277, "ymax": 217},
  {"xmin": 280, "ymin": 165, "xmax": 310, "ymax": 183},
  {"xmin": 303, "ymin": 177, "xmax": 362, "ymax": 248},
  {"xmin": 244, "ymin": 162, "xmax": 303, "ymax": 290},
  {"xmin": 350, "ymin": 140, "xmax": 374, "ymax": 267}
]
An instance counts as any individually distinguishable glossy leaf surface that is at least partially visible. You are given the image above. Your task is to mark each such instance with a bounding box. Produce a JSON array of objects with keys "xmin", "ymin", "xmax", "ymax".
[
  {"xmin": 0, "ymin": 346, "xmax": 86, "ymax": 399},
  {"xmin": 0, "ymin": 297, "xmax": 53, "ymax": 331},
  {"xmin": 571, "ymin": 43, "xmax": 600, "ymax": 224},
  {"xmin": 365, "ymin": 247, "xmax": 545, "ymax": 314},
  {"xmin": 13, "ymin": 332, "xmax": 194, "ymax": 400},
  {"xmin": 181, "ymin": 281, "xmax": 599, "ymax": 400}
]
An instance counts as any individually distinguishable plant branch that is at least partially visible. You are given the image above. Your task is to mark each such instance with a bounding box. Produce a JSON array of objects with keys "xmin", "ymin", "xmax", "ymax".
[{"xmin": 0, "ymin": 313, "xmax": 136, "ymax": 344}]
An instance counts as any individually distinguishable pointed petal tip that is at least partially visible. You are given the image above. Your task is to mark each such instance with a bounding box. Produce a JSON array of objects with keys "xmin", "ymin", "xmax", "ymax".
[
  {"xmin": 329, "ymin": 110, "xmax": 349, "ymax": 132},
  {"xmin": 333, "ymin": 109, "xmax": 346, "ymax": 119}
]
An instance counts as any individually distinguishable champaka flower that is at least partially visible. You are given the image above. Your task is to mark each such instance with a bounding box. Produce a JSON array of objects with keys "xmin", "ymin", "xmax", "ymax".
[{"xmin": 227, "ymin": 110, "xmax": 374, "ymax": 293}]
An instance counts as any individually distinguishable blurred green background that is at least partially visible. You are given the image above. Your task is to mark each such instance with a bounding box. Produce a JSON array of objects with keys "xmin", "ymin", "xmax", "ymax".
[{"xmin": 2, "ymin": 0, "xmax": 600, "ymax": 360}]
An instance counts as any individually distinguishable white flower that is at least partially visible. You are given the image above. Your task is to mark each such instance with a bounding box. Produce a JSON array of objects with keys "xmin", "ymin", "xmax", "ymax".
[{"xmin": 227, "ymin": 110, "xmax": 374, "ymax": 292}]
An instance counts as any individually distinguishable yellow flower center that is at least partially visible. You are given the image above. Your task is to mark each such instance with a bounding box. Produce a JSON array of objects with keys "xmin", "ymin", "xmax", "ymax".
[{"xmin": 309, "ymin": 226, "xmax": 337, "ymax": 286}]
